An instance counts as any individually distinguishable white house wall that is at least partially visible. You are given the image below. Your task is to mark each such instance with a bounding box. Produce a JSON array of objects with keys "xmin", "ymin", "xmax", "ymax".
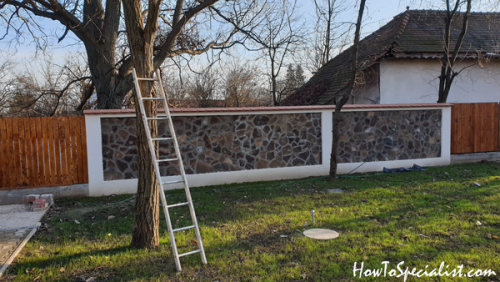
[
  {"xmin": 351, "ymin": 64, "xmax": 380, "ymax": 104},
  {"xmin": 379, "ymin": 59, "xmax": 500, "ymax": 104},
  {"xmin": 352, "ymin": 82, "xmax": 380, "ymax": 104}
]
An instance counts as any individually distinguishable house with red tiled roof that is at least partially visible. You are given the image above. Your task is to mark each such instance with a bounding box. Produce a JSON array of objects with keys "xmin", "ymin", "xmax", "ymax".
[{"xmin": 281, "ymin": 10, "xmax": 500, "ymax": 106}]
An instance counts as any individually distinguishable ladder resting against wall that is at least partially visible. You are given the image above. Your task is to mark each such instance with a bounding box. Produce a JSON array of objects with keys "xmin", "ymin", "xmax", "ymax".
[{"xmin": 132, "ymin": 68, "xmax": 207, "ymax": 272}]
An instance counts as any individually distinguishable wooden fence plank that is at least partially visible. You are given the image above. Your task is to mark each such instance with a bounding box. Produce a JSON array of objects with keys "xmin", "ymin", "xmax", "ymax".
[
  {"xmin": 0, "ymin": 119, "xmax": 8, "ymax": 188},
  {"xmin": 36, "ymin": 117, "xmax": 45, "ymax": 186},
  {"xmin": 465, "ymin": 104, "xmax": 475, "ymax": 153},
  {"xmin": 28, "ymin": 118, "xmax": 37, "ymax": 186},
  {"xmin": 450, "ymin": 105, "xmax": 456, "ymax": 154},
  {"xmin": 23, "ymin": 118, "xmax": 34, "ymax": 187},
  {"xmin": 19, "ymin": 118, "xmax": 29, "ymax": 186},
  {"xmin": 476, "ymin": 104, "xmax": 490, "ymax": 152},
  {"xmin": 70, "ymin": 117, "xmax": 78, "ymax": 184},
  {"xmin": 80, "ymin": 116, "xmax": 89, "ymax": 183},
  {"xmin": 41, "ymin": 118, "xmax": 51, "ymax": 186},
  {"xmin": 51, "ymin": 117, "xmax": 62, "ymax": 185},
  {"xmin": 454, "ymin": 104, "xmax": 463, "ymax": 153},
  {"xmin": 64, "ymin": 117, "xmax": 73, "ymax": 184},
  {"xmin": 11, "ymin": 118, "xmax": 19, "ymax": 187},
  {"xmin": 47, "ymin": 117, "xmax": 56, "ymax": 185},
  {"xmin": 455, "ymin": 104, "xmax": 462, "ymax": 153},
  {"xmin": 474, "ymin": 104, "xmax": 483, "ymax": 153},
  {"xmin": 58, "ymin": 117, "xmax": 69, "ymax": 185},
  {"xmin": 11, "ymin": 118, "xmax": 22, "ymax": 187},
  {"xmin": 490, "ymin": 103, "xmax": 499, "ymax": 152},
  {"xmin": 455, "ymin": 105, "xmax": 465, "ymax": 153},
  {"xmin": 451, "ymin": 105, "xmax": 462, "ymax": 153},
  {"xmin": 75, "ymin": 116, "xmax": 84, "ymax": 183},
  {"xmin": 5, "ymin": 119, "xmax": 14, "ymax": 188}
]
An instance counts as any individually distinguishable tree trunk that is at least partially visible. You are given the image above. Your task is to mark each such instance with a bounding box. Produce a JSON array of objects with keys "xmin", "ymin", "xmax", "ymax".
[
  {"xmin": 86, "ymin": 49, "xmax": 127, "ymax": 109},
  {"xmin": 329, "ymin": 109, "xmax": 341, "ymax": 180},
  {"xmin": 272, "ymin": 75, "xmax": 277, "ymax": 106},
  {"xmin": 131, "ymin": 97, "xmax": 160, "ymax": 248},
  {"xmin": 81, "ymin": 0, "xmax": 125, "ymax": 110},
  {"xmin": 123, "ymin": 0, "xmax": 161, "ymax": 248},
  {"xmin": 437, "ymin": 68, "xmax": 453, "ymax": 103},
  {"xmin": 328, "ymin": 0, "xmax": 366, "ymax": 180},
  {"xmin": 437, "ymin": 61, "xmax": 448, "ymax": 103},
  {"xmin": 271, "ymin": 57, "xmax": 277, "ymax": 106},
  {"xmin": 129, "ymin": 53, "xmax": 160, "ymax": 249},
  {"xmin": 437, "ymin": 0, "xmax": 472, "ymax": 103}
]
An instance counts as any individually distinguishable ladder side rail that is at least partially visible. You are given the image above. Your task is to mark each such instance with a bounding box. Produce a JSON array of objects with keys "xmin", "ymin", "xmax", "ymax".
[
  {"xmin": 132, "ymin": 69, "xmax": 182, "ymax": 271},
  {"xmin": 155, "ymin": 70, "xmax": 208, "ymax": 265}
]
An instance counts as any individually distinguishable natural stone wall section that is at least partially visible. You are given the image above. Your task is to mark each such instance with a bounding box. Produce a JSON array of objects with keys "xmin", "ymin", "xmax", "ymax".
[
  {"xmin": 336, "ymin": 110, "xmax": 441, "ymax": 163},
  {"xmin": 101, "ymin": 113, "xmax": 322, "ymax": 180}
]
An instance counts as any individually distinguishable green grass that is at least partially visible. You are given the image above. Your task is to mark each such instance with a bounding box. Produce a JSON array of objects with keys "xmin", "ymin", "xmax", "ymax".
[{"xmin": 4, "ymin": 162, "xmax": 500, "ymax": 281}]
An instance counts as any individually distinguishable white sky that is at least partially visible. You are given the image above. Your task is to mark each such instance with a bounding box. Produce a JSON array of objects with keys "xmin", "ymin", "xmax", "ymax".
[{"xmin": 0, "ymin": 0, "xmax": 496, "ymax": 78}]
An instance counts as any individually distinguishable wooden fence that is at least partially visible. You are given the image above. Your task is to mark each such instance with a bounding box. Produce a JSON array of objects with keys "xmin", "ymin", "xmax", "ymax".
[
  {"xmin": 0, "ymin": 116, "xmax": 88, "ymax": 189},
  {"xmin": 451, "ymin": 103, "xmax": 500, "ymax": 154}
]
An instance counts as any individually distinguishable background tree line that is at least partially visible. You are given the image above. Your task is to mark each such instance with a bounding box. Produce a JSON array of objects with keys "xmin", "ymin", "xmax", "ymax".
[{"xmin": 0, "ymin": 0, "xmax": 361, "ymax": 116}]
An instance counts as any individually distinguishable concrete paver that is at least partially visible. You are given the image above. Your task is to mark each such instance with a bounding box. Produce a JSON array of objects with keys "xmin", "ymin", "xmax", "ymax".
[
  {"xmin": 0, "ymin": 205, "xmax": 46, "ymax": 230},
  {"xmin": 0, "ymin": 229, "xmax": 30, "ymax": 267},
  {"xmin": 0, "ymin": 204, "xmax": 48, "ymax": 276}
]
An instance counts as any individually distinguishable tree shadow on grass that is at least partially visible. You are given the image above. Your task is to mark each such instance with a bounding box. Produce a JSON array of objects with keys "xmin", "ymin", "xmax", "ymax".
[{"xmin": 9, "ymin": 163, "xmax": 500, "ymax": 281}]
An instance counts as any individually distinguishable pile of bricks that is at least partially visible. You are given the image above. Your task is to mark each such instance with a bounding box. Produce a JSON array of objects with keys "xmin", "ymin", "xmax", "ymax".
[{"xmin": 24, "ymin": 194, "xmax": 53, "ymax": 212}]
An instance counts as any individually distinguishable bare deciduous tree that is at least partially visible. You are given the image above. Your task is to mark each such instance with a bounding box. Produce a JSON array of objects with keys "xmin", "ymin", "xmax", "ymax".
[
  {"xmin": 213, "ymin": 0, "xmax": 305, "ymax": 106},
  {"xmin": 437, "ymin": 0, "xmax": 472, "ymax": 103},
  {"xmin": 280, "ymin": 63, "xmax": 297, "ymax": 98},
  {"xmin": 223, "ymin": 62, "xmax": 261, "ymax": 107},
  {"xmin": 1, "ymin": 0, "xmax": 250, "ymax": 109},
  {"xmin": 159, "ymin": 63, "xmax": 189, "ymax": 108},
  {"xmin": 189, "ymin": 68, "xmax": 218, "ymax": 107},
  {"xmin": 3, "ymin": 53, "xmax": 91, "ymax": 117},
  {"xmin": 329, "ymin": 0, "xmax": 366, "ymax": 180},
  {"xmin": 0, "ymin": 54, "xmax": 14, "ymax": 116},
  {"xmin": 307, "ymin": 0, "xmax": 347, "ymax": 73}
]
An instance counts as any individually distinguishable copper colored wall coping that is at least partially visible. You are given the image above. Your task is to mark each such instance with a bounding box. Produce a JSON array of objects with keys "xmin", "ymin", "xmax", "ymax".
[{"xmin": 84, "ymin": 103, "xmax": 452, "ymax": 115}]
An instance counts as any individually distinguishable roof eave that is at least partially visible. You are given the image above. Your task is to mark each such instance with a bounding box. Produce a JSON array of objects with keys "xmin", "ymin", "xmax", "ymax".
[{"xmin": 390, "ymin": 52, "xmax": 495, "ymax": 60}]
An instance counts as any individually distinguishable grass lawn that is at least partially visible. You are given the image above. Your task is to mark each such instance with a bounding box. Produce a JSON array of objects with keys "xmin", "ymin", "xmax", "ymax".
[{"xmin": 3, "ymin": 162, "xmax": 500, "ymax": 281}]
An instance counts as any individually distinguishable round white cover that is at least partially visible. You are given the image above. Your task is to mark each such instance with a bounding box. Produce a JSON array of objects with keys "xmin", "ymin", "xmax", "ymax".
[{"xmin": 303, "ymin": 228, "xmax": 339, "ymax": 240}]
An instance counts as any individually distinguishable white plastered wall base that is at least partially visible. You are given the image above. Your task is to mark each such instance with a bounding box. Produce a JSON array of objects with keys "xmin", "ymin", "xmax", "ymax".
[{"xmin": 88, "ymin": 157, "xmax": 449, "ymax": 196}]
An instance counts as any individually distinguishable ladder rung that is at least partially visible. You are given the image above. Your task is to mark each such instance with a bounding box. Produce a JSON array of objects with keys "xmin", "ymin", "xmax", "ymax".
[
  {"xmin": 147, "ymin": 117, "xmax": 169, "ymax": 120},
  {"xmin": 157, "ymin": 158, "xmax": 179, "ymax": 163},
  {"xmin": 167, "ymin": 202, "xmax": 189, "ymax": 208},
  {"xmin": 173, "ymin": 225, "xmax": 195, "ymax": 232},
  {"xmin": 152, "ymin": 137, "xmax": 174, "ymax": 141},
  {"xmin": 142, "ymin": 97, "xmax": 163, "ymax": 100},
  {"xmin": 178, "ymin": 249, "xmax": 201, "ymax": 258},
  {"xmin": 137, "ymin": 78, "xmax": 159, "ymax": 81},
  {"xmin": 163, "ymin": 179, "xmax": 184, "ymax": 185}
]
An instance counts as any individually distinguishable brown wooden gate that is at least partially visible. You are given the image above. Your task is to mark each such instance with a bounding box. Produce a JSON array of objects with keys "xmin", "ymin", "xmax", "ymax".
[
  {"xmin": 451, "ymin": 103, "xmax": 500, "ymax": 154},
  {"xmin": 0, "ymin": 116, "xmax": 88, "ymax": 189}
]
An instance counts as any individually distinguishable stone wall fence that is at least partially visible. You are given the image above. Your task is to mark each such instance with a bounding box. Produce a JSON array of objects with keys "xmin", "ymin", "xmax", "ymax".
[{"xmin": 84, "ymin": 104, "xmax": 452, "ymax": 196}]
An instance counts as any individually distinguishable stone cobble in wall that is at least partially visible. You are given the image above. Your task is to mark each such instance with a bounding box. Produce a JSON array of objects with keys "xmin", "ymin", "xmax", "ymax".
[{"xmin": 101, "ymin": 113, "xmax": 322, "ymax": 180}]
